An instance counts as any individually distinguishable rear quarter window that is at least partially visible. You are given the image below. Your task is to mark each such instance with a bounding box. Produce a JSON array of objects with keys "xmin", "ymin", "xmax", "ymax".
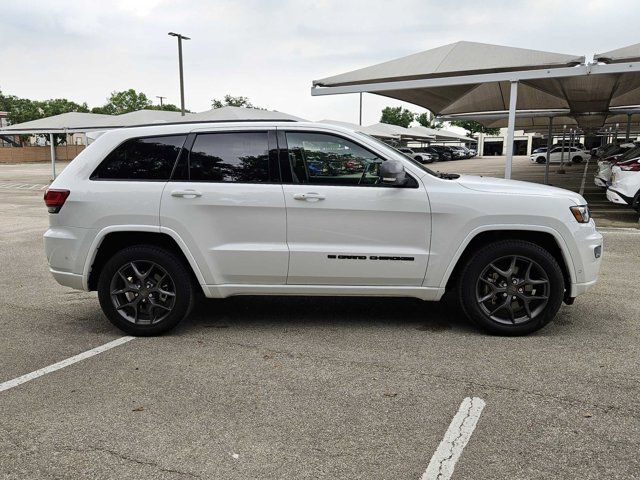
[{"xmin": 90, "ymin": 135, "xmax": 186, "ymax": 180}]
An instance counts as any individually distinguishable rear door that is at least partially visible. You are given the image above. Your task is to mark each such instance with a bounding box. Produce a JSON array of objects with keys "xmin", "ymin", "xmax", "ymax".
[
  {"xmin": 160, "ymin": 127, "xmax": 288, "ymax": 285},
  {"xmin": 279, "ymin": 128, "xmax": 431, "ymax": 286}
]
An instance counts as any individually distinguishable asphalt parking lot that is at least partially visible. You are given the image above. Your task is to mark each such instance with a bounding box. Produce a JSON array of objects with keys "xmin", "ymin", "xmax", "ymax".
[{"xmin": 1, "ymin": 160, "xmax": 639, "ymax": 479}]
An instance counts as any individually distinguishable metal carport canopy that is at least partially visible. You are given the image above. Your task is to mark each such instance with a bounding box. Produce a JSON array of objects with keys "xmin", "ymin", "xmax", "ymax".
[{"xmin": 311, "ymin": 41, "xmax": 640, "ymax": 179}]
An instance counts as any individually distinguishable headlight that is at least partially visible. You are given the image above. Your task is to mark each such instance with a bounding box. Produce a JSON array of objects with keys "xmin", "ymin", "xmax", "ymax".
[{"xmin": 570, "ymin": 205, "xmax": 590, "ymax": 223}]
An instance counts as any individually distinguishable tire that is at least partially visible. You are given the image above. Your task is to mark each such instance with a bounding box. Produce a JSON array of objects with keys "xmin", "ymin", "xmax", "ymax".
[
  {"xmin": 536, "ymin": 157, "xmax": 547, "ymax": 164},
  {"xmin": 98, "ymin": 245, "xmax": 195, "ymax": 336},
  {"xmin": 414, "ymin": 156, "xmax": 423, "ymax": 162},
  {"xmin": 572, "ymin": 156, "xmax": 583, "ymax": 164},
  {"xmin": 457, "ymin": 240, "xmax": 564, "ymax": 335}
]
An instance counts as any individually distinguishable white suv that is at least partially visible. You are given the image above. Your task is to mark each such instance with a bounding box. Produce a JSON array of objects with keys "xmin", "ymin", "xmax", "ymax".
[{"xmin": 43, "ymin": 122, "xmax": 603, "ymax": 336}]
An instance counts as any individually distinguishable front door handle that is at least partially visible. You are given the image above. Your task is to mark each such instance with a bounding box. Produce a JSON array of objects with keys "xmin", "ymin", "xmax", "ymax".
[
  {"xmin": 171, "ymin": 189, "xmax": 202, "ymax": 198},
  {"xmin": 293, "ymin": 192, "xmax": 325, "ymax": 202}
]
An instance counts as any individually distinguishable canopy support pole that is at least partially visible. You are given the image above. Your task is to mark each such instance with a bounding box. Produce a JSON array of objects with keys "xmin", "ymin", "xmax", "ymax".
[
  {"xmin": 359, "ymin": 93, "xmax": 363, "ymax": 126},
  {"xmin": 545, "ymin": 117, "xmax": 553, "ymax": 185},
  {"xmin": 558, "ymin": 126, "xmax": 567, "ymax": 174},
  {"xmin": 626, "ymin": 113, "xmax": 631, "ymax": 141},
  {"xmin": 504, "ymin": 80, "xmax": 518, "ymax": 179},
  {"xmin": 49, "ymin": 133, "xmax": 56, "ymax": 181}
]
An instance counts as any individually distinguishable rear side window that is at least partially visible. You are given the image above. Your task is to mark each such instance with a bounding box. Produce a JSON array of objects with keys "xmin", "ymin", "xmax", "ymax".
[
  {"xmin": 91, "ymin": 135, "xmax": 186, "ymax": 180},
  {"xmin": 188, "ymin": 132, "xmax": 270, "ymax": 183}
]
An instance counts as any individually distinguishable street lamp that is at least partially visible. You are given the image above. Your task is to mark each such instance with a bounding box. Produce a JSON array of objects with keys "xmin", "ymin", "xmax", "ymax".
[{"xmin": 168, "ymin": 32, "xmax": 190, "ymax": 116}]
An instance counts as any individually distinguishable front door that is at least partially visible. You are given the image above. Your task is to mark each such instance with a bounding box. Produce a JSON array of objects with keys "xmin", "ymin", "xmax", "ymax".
[
  {"xmin": 160, "ymin": 128, "xmax": 288, "ymax": 285},
  {"xmin": 280, "ymin": 129, "xmax": 431, "ymax": 286}
]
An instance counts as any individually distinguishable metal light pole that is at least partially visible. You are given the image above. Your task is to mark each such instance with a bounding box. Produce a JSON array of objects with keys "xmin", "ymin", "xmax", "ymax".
[
  {"xmin": 156, "ymin": 95, "xmax": 166, "ymax": 107},
  {"xmin": 168, "ymin": 32, "xmax": 190, "ymax": 116}
]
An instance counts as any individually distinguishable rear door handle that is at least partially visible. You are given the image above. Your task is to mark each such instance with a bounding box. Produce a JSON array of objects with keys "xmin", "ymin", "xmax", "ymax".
[
  {"xmin": 171, "ymin": 189, "xmax": 202, "ymax": 198},
  {"xmin": 293, "ymin": 192, "xmax": 326, "ymax": 201}
]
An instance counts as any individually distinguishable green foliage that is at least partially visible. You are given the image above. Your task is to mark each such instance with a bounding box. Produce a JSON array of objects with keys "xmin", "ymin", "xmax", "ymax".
[
  {"xmin": 449, "ymin": 120, "xmax": 499, "ymax": 136},
  {"xmin": 147, "ymin": 103, "xmax": 182, "ymax": 112},
  {"xmin": 380, "ymin": 106, "xmax": 414, "ymax": 128},
  {"xmin": 92, "ymin": 89, "xmax": 152, "ymax": 115},
  {"xmin": 212, "ymin": 94, "xmax": 262, "ymax": 109},
  {"xmin": 415, "ymin": 111, "xmax": 442, "ymax": 129}
]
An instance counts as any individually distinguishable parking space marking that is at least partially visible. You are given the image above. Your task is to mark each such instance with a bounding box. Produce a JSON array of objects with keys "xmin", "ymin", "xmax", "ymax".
[
  {"xmin": 421, "ymin": 397, "xmax": 486, "ymax": 480},
  {"xmin": 0, "ymin": 182, "xmax": 48, "ymax": 191},
  {"xmin": 579, "ymin": 159, "xmax": 590, "ymax": 197},
  {"xmin": 0, "ymin": 336, "xmax": 135, "ymax": 393}
]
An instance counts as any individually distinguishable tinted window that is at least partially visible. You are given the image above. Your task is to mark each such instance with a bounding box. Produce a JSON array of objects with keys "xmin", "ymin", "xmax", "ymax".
[
  {"xmin": 189, "ymin": 132, "xmax": 270, "ymax": 183},
  {"xmin": 91, "ymin": 135, "xmax": 186, "ymax": 180},
  {"xmin": 286, "ymin": 132, "xmax": 388, "ymax": 186}
]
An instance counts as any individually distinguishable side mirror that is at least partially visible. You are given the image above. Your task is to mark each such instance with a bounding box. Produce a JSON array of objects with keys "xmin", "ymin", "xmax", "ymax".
[{"xmin": 379, "ymin": 160, "xmax": 407, "ymax": 186}]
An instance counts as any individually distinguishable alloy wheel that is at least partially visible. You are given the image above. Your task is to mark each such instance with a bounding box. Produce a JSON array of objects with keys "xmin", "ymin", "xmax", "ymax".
[
  {"xmin": 109, "ymin": 261, "xmax": 176, "ymax": 325},
  {"xmin": 475, "ymin": 255, "xmax": 550, "ymax": 325}
]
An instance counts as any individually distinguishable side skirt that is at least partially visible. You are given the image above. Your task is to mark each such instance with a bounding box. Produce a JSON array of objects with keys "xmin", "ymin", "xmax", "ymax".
[{"xmin": 201, "ymin": 284, "xmax": 444, "ymax": 301}]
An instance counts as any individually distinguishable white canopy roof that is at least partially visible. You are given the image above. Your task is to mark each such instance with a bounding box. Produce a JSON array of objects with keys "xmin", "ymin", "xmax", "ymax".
[
  {"xmin": 315, "ymin": 41, "xmax": 584, "ymax": 87},
  {"xmin": 312, "ymin": 41, "xmax": 640, "ymax": 132},
  {"xmin": 365, "ymin": 122, "xmax": 434, "ymax": 140},
  {"xmin": 0, "ymin": 106, "xmax": 305, "ymax": 134},
  {"xmin": 408, "ymin": 125, "xmax": 475, "ymax": 142},
  {"xmin": 187, "ymin": 106, "xmax": 305, "ymax": 122}
]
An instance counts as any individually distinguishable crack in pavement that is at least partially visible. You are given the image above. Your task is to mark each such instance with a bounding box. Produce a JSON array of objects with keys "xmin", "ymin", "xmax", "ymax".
[
  {"xmin": 435, "ymin": 401, "xmax": 474, "ymax": 480},
  {"xmin": 62, "ymin": 445, "xmax": 202, "ymax": 479}
]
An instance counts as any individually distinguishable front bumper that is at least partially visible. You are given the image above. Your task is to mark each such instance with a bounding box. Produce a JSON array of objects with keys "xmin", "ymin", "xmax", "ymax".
[
  {"xmin": 567, "ymin": 221, "xmax": 603, "ymax": 298},
  {"xmin": 606, "ymin": 188, "xmax": 632, "ymax": 205}
]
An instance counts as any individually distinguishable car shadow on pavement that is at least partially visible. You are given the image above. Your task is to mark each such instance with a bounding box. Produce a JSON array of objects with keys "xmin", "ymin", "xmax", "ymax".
[{"xmin": 180, "ymin": 293, "xmax": 474, "ymax": 335}]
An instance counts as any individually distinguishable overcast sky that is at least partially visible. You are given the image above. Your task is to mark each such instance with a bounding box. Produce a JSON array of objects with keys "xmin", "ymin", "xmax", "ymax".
[{"xmin": 1, "ymin": 0, "xmax": 639, "ymax": 126}]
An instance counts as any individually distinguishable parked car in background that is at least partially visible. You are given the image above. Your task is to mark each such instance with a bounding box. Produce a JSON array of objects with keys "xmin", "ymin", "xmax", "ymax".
[
  {"xmin": 607, "ymin": 157, "xmax": 640, "ymax": 211},
  {"xmin": 43, "ymin": 120, "xmax": 602, "ymax": 336},
  {"xmin": 428, "ymin": 145, "xmax": 454, "ymax": 161},
  {"xmin": 532, "ymin": 147, "xmax": 548, "ymax": 155},
  {"xmin": 530, "ymin": 146, "xmax": 589, "ymax": 164},
  {"xmin": 594, "ymin": 143, "xmax": 638, "ymax": 187},
  {"xmin": 397, "ymin": 147, "xmax": 435, "ymax": 164}
]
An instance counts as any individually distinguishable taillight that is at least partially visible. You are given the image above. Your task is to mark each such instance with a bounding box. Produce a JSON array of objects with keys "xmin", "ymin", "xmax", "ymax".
[
  {"xmin": 44, "ymin": 189, "xmax": 70, "ymax": 213},
  {"xmin": 619, "ymin": 160, "xmax": 640, "ymax": 172}
]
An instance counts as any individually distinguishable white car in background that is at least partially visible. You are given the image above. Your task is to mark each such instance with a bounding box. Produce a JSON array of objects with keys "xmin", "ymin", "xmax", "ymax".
[
  {"xmin": 397, "ymin": 147, "xmax": 435, "ymax": 164},
  {"xmin": 530, "ymin": 146, "xmax": 589, "ymax": 164},
  {"xmin": 607, "ymin": 158, "xmax": 640, "ymax": 211},
  {"xmin": 594, "ymin": 144, "xmax": 638, "ymax": 188}
]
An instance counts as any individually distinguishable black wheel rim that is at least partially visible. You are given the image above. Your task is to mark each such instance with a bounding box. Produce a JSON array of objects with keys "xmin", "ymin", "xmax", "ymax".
[
  {"xmin": 475, "ymin": 255, "xmax": 550, "ymax": 325},
  {"xmin": 110, "ymin": 261, "xmax": 176, "ymax": 325}
]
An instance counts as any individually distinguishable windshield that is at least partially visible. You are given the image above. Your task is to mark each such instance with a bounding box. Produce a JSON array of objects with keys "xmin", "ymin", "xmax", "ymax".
[{"xmin": 354, "ymin": 132, "xmax": 439, "ymax": 177}]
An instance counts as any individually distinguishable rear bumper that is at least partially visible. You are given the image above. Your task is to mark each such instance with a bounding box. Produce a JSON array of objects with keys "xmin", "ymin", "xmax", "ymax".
[
  {"xmin": 594, "ymin": 176, "xmax": 607, "ymax": 188},
  {"xmin": 44, "ymin": 226, "xmax": 96, "ymax": 290}
]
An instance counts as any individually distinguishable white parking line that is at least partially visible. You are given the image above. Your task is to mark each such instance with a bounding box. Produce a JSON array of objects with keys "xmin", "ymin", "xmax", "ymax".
[
  {"xmin": 579, "ymin": 158, "xmax": 590, "ymax": 197},
  {"xmin": 0, "ymin": 336, "xmax": 135, "ymax": 393},
  {"xmin": 421, "ymin": 397, "xmax": 486, "ymax": 480}
]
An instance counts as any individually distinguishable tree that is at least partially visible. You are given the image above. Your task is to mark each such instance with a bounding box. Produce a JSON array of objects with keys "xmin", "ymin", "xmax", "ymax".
[
  {"xmin": 449, "ymin": 120, "xmax": 499, "ymax": 136},
  {"xmin": 211, "ymin": 94, "xmax": 257, "ymax": 109},
  {"xmin": 380, "ymin": 106, "xmax": 414, "ymax": 128},
  {"xmin": 415, "ymin": 111, "xmax": 442, "ymax": 130},
  {"xmin": 147, "ymin": 103, "xmax": 181, "ymax": 112},
  {"xmin": 92, "ymin": 89, "xmax": 152, "ymax": 115}
]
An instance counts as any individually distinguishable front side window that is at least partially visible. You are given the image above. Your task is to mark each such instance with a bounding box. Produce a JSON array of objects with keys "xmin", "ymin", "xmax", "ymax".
[
  {"xmin": 188, "ymin": 132, "xmax": 270, "ymax": 183},
  {"xmin": 91, "ymin": 135, "xmax": 186, "ymax": 180},
  {"xmin": 286, "ymin": 132, "xmax": 386, "ymax": 186}
]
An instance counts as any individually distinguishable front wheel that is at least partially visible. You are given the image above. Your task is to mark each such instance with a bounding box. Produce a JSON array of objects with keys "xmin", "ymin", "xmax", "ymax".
[
  {"xmin": 98, "ymin": 245, "xmax": 194, "ymax": 336},
  {"xmin": 457, "ymin": 240, "xmax": 564, "ymax": 335},
  {"xmin": 572, "ymin": 156, "xmax": 583, "ymax": 164},
  {"xmin": 536, "ymin": 156, "xmax": 547, "ymax": 164}
]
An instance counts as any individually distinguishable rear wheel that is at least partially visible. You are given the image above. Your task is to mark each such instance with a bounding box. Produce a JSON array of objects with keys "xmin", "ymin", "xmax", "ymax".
[
  {"xmin": 457, "ymin": 240, "xmax": 564, "ymax": 335},
  {"xmin": 98, "ymin": 245, "xmax": 194, "ymax": 336}
]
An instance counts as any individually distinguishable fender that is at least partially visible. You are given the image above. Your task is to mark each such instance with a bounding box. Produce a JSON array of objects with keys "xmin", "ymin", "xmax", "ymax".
[
  {"xmin": 81, "ymin": 224, "xmax": 207, "ymax": 290},
  {"xmin": 437, "ymin": 223, "xmax": 577, "ymax": 290}
]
